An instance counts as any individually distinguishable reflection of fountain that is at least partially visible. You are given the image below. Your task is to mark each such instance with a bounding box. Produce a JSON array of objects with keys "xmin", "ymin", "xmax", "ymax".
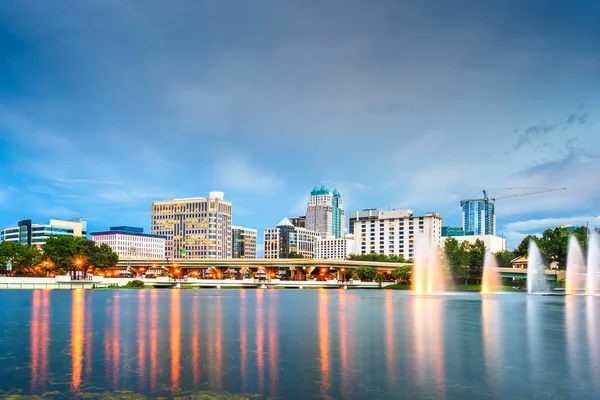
[
  {"xmin": 412, "ymin": 237, "xmax": 445, "ymax": 294},
  {"xmin": 481, "ymin": 251, "xmax": 501, "ymax": 294},
  {"xmin": 482, "ymin": 298, "xmax": 504, "ymax": 398},
  {"xmin": 527, "ymin": 241, "xmax": 548, "ymax": 294},
  {"xmin": 566, "ymin": 235, "xmax": 586, "ymax": 295},
  {"xmin": 587, "ymin": 231, "xmax": 600, "ymax": 295}
]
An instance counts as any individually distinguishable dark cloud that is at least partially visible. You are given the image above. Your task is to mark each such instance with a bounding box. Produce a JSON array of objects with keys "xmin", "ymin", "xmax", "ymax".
[
  {"xmin": 515, "ymin": 110, "xmax": 591, "ymax": 149},
  {"xmin": 567, "ymin": 112, "xmax": 588, "ymax": 125}
]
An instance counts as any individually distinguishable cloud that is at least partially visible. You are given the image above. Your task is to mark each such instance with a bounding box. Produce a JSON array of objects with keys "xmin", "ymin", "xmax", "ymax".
[
  {"xmin": 515, "ymin": 110, "xmax": 592, "ymax": 149},
  {"xmin": 567, "ymin": 112, "xmax": 588, "ymax": 125},
  {"xmin": 289, "ymin": 194, "xmax": 309, "ymax": 217},
  {"xmin": 504, "ymin": 216, "xmax": 600, "ymax": 232},
  {"xmin": 214, "ymin": 156, "xmax": 283, "ymax": 192}
]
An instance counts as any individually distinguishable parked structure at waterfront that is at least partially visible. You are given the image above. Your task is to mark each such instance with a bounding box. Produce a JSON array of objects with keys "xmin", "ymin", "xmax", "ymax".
[
  {"xmin": 289, "ymin": 216, "xmax": 306, "ymax": 228},
  {"xmin": 232, "ymin": 226, "xmax": 257, "ymax": 258},
  {"xmin": 351, "ymin": 209, "xmax": 442, "ymax": 260},
  {"xmin": 151, "ymin": 191, "xmax": 232, "ymax": 259},
  {"xmin": 305, "ymin": 186, "xmax": 345, "ymax": 238},
  {"xmin": 91, "ymin": 226, "xmax": 166, "ymax": 259},
  {"xmin": 264, "ymin": 218, "xmax": 321, "ymax": 259},
  {"xmin": 315, "ymin": 234, "xmax": 354, "ymax": 259},
  {"xmin": 461, "ymin": 197, "xmax": 495, "ymax": 235},
  {"xmin": 0, "ymin": 218, "xmax": 87, "ymax": 248}
]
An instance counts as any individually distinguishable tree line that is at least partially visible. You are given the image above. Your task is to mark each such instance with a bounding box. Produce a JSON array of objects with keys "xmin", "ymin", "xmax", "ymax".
[{"xmin": 0, "ymin": 235, "xmax": 118, "ymax": 277}]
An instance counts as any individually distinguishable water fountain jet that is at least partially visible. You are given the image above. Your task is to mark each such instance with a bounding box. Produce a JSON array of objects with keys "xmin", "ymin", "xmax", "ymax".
[
  {"xmin": 586, "ymin": 230, "xmax": 599, "ymax": 295},
  {"xmin": 412, "ymin": 237, "xmax": 445, "ymax": 294},
  {"xmin": 481, "ymin": 251, "xmax": 500, "ymax": 294},
  {"xmin": 565, "ymin": 235, "xmax": 585, "ymax": 295},
  {"xmin": 527, "ymin": 241, "xmax": 548, "ymax": 294}
]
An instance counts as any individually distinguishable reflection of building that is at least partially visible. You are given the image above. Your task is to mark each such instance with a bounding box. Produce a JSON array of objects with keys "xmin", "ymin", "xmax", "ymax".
[
  {"xmin": 306, "ymin": 186, "xmax": 345, "ymax": 238},
  {"xmin": 0, "ymin": 218, "xmax": 87, "ymax": 249},
  {"xmin": 461, "ymin": 198, "xmax": 495, "ymax": 235},
  {"xmin": 315, "ymin": 234, "xmax": 354, "ymax": 259},
  {"xmin": 264, "ymin": 218, "xmax": 321, "ymax": 259},
  {"xmin": 232, "ymin": 226, "xmax": 257, "ymax": 258},
  {"xmin": 441, "ymin": 234, "xmax": 507, "ymax": 254},
  {"xmin": 151, "ymin": 191, "xmax": 232, "ymax": 259},
  {"xmin": 91, "ymin": 226, "xmax": 166, "ymax": 259},
  {"xmin": 351, "ymin": 209, "xmax": 442, "ymax": 260},
  {"xmin": 289, "ymin": 216, "xmax": 306, "ymax": 228},
  {"xmin": 442, "ymin": 226, "xmax": 474, "ymax": 237}
]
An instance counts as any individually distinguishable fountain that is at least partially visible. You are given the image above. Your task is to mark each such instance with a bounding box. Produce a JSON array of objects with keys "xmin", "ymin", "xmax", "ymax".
[
  {"xmin": 481, "ymin": 251, "xmax": 501, "ymax": 294},
  {"xmin": 565, "ymin": 235, "xmax": 586, "ymax": 295},
  {"xmin": 586, "ymin": 230, "xmax": 599, "ymax": 295},
  {"xmin": 527, "ymin": 241, "xmax": 549, "ymax": 294},
  {"xmin": 412, "ymin": 237, "xmax": 445, "ymax": 294}
]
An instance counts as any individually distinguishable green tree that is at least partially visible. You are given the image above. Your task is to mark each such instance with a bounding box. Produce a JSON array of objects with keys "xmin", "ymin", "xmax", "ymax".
[
  {"xmin": 468, "ymin": 239, "xmax": 486, "ymax": 284},
  {"xmin": 90, "ymin": 243, "xmax": 119, "ymax": 271},
  {"xmin": 0, "ymin": 241, "xmax": 42, "ymax": 276},
  {"xmin": 288, "ymin": 252, "xmax": 304, "ymax": 259},
  {"xmin": 495, "ymin": 250, "xmax": 515, "ymax": 268},
  {"xmin": 374, "ymin": 272, "xmax": 386, "ymax": 287},
  {"xmin": 392, "ymin": 265, "xmax": 412, "ymax": 283},
  {"xmin": 354, "ymin": 266, "xmax": 377, "ymax": 281},
  {"xmin": 538, "ymin": 227, "xmax": 587, "ymax": 269},
  {"xmin": 43, "ymin": 236, "xmax": 118, "ymax": 278},
  {"xmin": 513, "ymin": 235, "xmax": 539, "ymax": 258},
  {"xmin": 443, "ymin": 238, "xmax": 469, "ymax": 279}
]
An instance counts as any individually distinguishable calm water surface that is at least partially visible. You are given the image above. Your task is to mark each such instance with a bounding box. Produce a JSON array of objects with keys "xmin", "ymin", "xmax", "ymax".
[{"xmin": 0, "ymin": 289, "xmax": 598, "ymax": 399}]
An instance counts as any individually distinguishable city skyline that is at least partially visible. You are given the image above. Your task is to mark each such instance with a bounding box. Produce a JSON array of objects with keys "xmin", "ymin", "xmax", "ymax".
[{"xmin": 1, "ymin": 1, "xmax": 600, "ymax": 255}]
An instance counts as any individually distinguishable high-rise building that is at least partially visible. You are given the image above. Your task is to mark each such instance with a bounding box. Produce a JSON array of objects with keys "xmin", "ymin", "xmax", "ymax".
[
  {"xmin": 461, "ymin": 199, "xmax": 495, "ymax": 235},
  {"xmin": 350, "ymin": 209, "xmax": 442, "ymax": 260},
  {"xmin": 305, "ymin": 186, "xmax": 345, "ymax": 238},
  {"xmin": 289, "ymin": 216, "xmax": 306, "ymax": 228},
  {"xmin": 264, "ymin": 218, "xmax": 321, "ymax": 259},
  {"xmin": 91, "ymin": 226, "xmax": 166, "ymax": 259},
  {"xmin": 232, "ymin": 226, "xmax": 257, "ymax": 259},
  {"xmin": 151, "ymin": 191, "xmax": 232, "ymax": 259},
  {"xmin": 1, "ymin": 218, "xmax": 87, "ymax": 249},
  {"xmin": 348, "ymin": 208, "xmax": 379, "ymax": 234},
  {"xmin": 315, "ymin": 234, "xmax": 354, "ymax": 260}
]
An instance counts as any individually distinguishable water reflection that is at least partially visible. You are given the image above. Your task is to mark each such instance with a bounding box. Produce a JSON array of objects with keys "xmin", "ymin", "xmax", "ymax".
[
  {"xmin": 192, "ymin": 294, "xmax": 201, "ymax": 387},
  {"xmin": 482, "ymin": 297, "xmax": 503, "ymax": 398},
  {"xmin": 268, "ymin": 290, "xmax": 278, "ymax": 398},
  {"xmin": 385, "ymin": 291, "xmax": 395, "ymax": 392},
  {"xmin": 71, "ymin": 289, "xmax": 85, "ymax": 393},
  {"xmin": 170, "ymin": 290, "xmax": 181, "ymax": 394},
  {"xmin": 30, "ymin": 290, "xmax": 51, "ymax": 392},
  {"xmin": 319, "ymin": 289, "xmax": 330, "ymax": 397},
  {"xmin": 215, "ymin": 295, "xmax": 223, "ymax": 391},
  {"xmin": 150, "ymin": 290, "xmax": 158, "ymax": 392},
  {"xmin": 410, "ymin": 297, "xmax": 445, "ymax": 398},
  {"xmin": 339, "ymin": 290, "xmax": 349, "ymax": 398},
  {"xmin": 112, "ymin": 295, "xmax": 120, "ymax": 389},
  {"xmin": 256, "ymin": 289, "xmax": 265, "ymax": 394},
  {"xmin": 137, "ymin": 291, "xmax": 146, "ymax": 391},
  {"xmin": 587, "ymin": 297, "xmax": 599, "ymax": 392},
  {"xmin": 85, "ymin": 299, "xmax": 93, "ymax": 382},
  {"xmin": 239, "ymin": 290, "xmax": 247, "ymax": 391}
]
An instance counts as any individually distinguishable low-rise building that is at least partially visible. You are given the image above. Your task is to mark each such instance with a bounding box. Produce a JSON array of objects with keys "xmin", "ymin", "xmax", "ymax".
[
  {"xmin": 1, "ymin": 218, "xmax": 87, "ymax": 249},
  {"xmin": 315, "ymin": 234, "xmax": 354, "ymax": 259},
  {"xmin": 91, "ymin": 226, "xmax": 165, "ymax": 259},
  {"xmin": 351, "ymin": 209, "xmax": 442, "ymax": 260},
  {"xmin": 441, "ymin": 234, "xmax": 507, "ymax": 253},
  {"xmin": 264, "ymin": 218, "xmax": 321, "ymax": 259},
  {"xmin": 232, "ymin": 226, "xmax": 257, "ymax": 258}
]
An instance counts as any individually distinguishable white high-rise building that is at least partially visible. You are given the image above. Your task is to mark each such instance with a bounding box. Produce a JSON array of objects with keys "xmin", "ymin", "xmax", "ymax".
[
  {"xmin": 151, "ymin": 191, "xmax": 232, "ymax": 259},
  {"xmin": 315, "ymin": 234, "xmax": 354, "ymax": 260},
  {"xmin": 91, "ymin": 226, "xmax": 166, "ymax": 259},
  {"xmin": 264, "ymin": 218, "xmax": 321, "ymax": 259},
  {"xmin": 350, "ymin": 209, "xmax": 442, "ymax": 260},
  {"xmin": 305, "ymin": 186, "xmax": 345, "ymax": 238}
]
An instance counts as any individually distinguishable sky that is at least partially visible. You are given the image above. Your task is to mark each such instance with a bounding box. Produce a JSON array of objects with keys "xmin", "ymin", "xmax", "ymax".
[{"xmin": 1, "ymin": 0, "xmax": 600, "ymax": 255}]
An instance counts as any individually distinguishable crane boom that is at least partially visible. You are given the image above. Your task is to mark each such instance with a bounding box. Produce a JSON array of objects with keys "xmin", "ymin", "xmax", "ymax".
[{"xmin": 461, "ymin": 187, "xmax": 566, "ymax": 203}]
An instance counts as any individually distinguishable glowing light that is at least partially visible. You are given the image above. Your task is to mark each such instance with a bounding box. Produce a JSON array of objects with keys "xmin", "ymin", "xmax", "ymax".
[
  {"xmin": 170, "ymin": 290, "xmax": 181, "ymax": 394},
  {"xmin": 71, "ymin": 290, "xmax": 85, "ymax": 393}
]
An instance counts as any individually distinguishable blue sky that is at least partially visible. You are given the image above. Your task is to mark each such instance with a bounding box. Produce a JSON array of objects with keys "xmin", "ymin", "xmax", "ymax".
[{"xmin": 1, "ymin": 0, "xmax": 600, "ymax": 254}]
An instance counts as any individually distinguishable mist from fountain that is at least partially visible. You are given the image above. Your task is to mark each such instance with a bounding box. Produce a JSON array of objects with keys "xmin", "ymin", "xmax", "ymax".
[
  {"xmin": 527, "ymin": 241, "xmax": 549, "ymax": 294},
  {"xmin": 586, "ymin": 230, "xmax": 599, "ymax": 295},
  {"xmin": 481, "ymin": 251, "xmax": 501, "ymax": 294},
  {"xmin": 412, "ymin": 237, "xmax": 446, "ymax": 294},
  {"xmin": 566, "ymin": 235, "xmax": 586, "ymax": 295}
]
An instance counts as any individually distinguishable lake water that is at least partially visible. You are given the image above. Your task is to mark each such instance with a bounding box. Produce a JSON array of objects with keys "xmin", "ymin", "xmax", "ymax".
[{"xmin": 0, "ymin": 289, "xmax": 598, "ymax": 399}]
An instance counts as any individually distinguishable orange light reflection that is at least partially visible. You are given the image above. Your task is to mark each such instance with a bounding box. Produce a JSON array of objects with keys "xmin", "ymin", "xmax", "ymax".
[
  {"xmin": 112, "ymin": 295, "xmax": 120, "ymax": 389},
  {"xmin": 150, "ymin": 290, "xmax": 158, "ymax": 392},
  {"xmin": 192, "ymin": 295, "xmax": 200, "ymax": 386},
  {"xmin": 71, "ymin": 289, "xmax": 85, "ymax": 393},
  {"xmin": 319, "ymin": 289, "xmax": 330, "ymax": 397},
  {"xmin": 137, "ymin": 290, "xmax": 146, "ymax": 391},
  {"xmin": 268, "ymin": 291, "xmax": 278, "ymax": 398},
  {"xmin": 215, "ymin": 295, "xmax": 223, "ymax": 390},
  {"xmin": 256, "ymin": 289, "xmax": 265, "ymax": 394},
  {"xmin": 30, "ymin": 291, "xmax": 40, "ymax": 392},
  {"xmin": 40, "ymin": 291, "xmax": 50, "ymax": 391},
  {"xmin": 171, "ymin": 290, "xmax": 181, "ymax": 394}
]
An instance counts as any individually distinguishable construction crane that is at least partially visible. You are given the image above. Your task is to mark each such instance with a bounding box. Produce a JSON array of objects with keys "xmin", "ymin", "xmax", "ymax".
[{"xmin": 460, "ymin": 187, "xmax": 566, "ymax": 204}]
